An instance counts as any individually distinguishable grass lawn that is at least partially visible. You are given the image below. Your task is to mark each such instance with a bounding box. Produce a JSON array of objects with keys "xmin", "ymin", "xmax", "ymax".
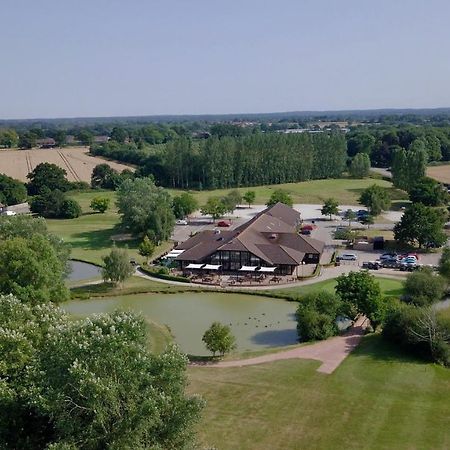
[
  {"xmin": 170, "ymin": 177, "xmax": 406, "ymax": 206},
  {"xmin": 47, "ymin": 190, "xmax": 171, "ymax": 265},
  {"xmin": 272, "ymin": 276, "xmax": 404, "ymax": 298},
  {"xmin": 188, "ymin": 334, "xmax": 450, "ymax": 450}
]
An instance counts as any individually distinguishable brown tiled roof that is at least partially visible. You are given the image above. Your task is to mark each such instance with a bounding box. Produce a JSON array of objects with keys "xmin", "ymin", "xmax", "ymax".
[{"xmin": 176, "ymin": 202, "xmax": 324, "ymax": 265}]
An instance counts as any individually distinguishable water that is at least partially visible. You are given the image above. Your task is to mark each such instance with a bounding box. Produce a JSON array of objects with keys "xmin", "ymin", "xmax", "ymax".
[
  {"xmin": 63, "ymin": 292, "xmax": 299, "ymax": 355},
  {"xmin": 67, "ymin": 260, "xmax": 102, "ymax": 282}
]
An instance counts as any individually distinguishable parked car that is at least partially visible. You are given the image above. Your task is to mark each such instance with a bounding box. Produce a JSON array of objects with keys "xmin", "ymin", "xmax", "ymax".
[
  {"xmin": 362, "ymin": 261, "xmax": 381, "ymax": 270},
  {"xmin": 217, "ymin": 221, "xmax": 231, "ymax": 227},
  {"xmin": 380, "ymin": 252, "xmax": 397, "ymax": 261},
  {"xmin": 176, "ymin": 219, "xmax": 188, "ymax": 225},
  {"xmin": 339, "ymin": 253, "xmax": 358, "ymax": 261},
  {"xmin": 301, "ymin": 229, "xmax": 312, "ymax": 235},
  {"xmin": 357, "ymin": 209, "xmax": 369, "ymax": 217}
]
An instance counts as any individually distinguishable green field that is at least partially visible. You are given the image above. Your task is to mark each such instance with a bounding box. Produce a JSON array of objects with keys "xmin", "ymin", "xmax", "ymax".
[
  {"xmin": 170, "ymin": 177, "xmax": 406, "ymax": 205},
  {"xmin": 47, "ymin": 190, "xmax": 171, "ymax": 265},
  {"xmin": 273, "ymin": 276, "xmax": 404, "ymax": 298},
  {"xmin": 188, "ymin": 335, "xmax": 450, "ymax": 450}
]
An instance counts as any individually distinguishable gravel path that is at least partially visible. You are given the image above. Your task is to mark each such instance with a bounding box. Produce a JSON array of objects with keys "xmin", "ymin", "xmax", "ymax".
[{"xmin": 200, "ymin": 316, "xmax": 368, "ymax": 374}]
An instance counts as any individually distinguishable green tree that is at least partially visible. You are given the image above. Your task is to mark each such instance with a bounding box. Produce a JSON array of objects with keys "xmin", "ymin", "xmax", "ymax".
[
  {"xmin": 266, "ymin": 189, "xmax": 293, "ymax": 207},
  {"xmin": 394, "ymin": 202, "xmax": 447, "ymax": 248},
  {"xmin": 0, "ymin": 128, "xmax": 19, "ymax": 147},
  {"xmin": 0, "ymin": 173, "xmax": 27, "ymax": 205},
  {"xmin": 391, "ymin": 146, "xmax": 427, "ymax": 191},
  {"xmin": 172, "ymin": 192, "xmax": 198, "ymax": 219},
  {"xmin": 139, "ymin": 235, "xmax": 155, "ymax": 264},
  {"xmin": 110, "ymin": 126, "xmax": 128, "ymax": 143},
  {"xmin": 336, "ymin": 271, "xmax": 385, "ymax": 330},
  {"xmin": 349, "ymin": 153, "xmax": 371, "ymax": 178},
  {"xmin": 77, "ymin": 129, "xmax": 94, "ymax": 146},
  {"xmin": 438, "ymin": 247, "xmax": 450, "ymax": 284},
  {"xmin": 30, "ymin": 189, "xmax": 81, "ymax": 219},
  {"xmin": 116, "ymin": 177, "xmax": 175, "ymax": 242},
  {"xmin": 346, "ymin": 132, "xmax": 376, "ymax": 157},
  {"xmin": 296, "ymin": 291, "xmax": 341, "ymax": 341},
  {"xmin": 243, "ymin": 190, "xmax": 256, "ymax": 208},
  {"xmin": 358, "ymin": 184, "xmax": 390, "ymax": 216},
  {"xmin": 409, "ymin": 177, "xmax": 449, "ymax": 206},
  {"xmin": 102, "ymin": 246, "xmax": 134, "ymax": 287},
  {"xmin": 222, "ymin": 190, "xmax": 242, "ymax": 214},
  {"xmin": 403, "ymin": 267, "xmax": 446, "ymax": 306},
  {"xmin": 0, "ymin": 295, "xmax": 203, "ymax": 449},
  {"xmin": 0, "ymin": 215, "xmax": 70, "ymax": 273},
  {"xmin": 91, "ymin": 163, "xmax": 121, "ymax": 189},
  {"xmin": 200, "ymin": 196, "xmax": 228, "ymax": 222},
  {"xmin": 90, "ymin": 196, "xmax": 110, "ymax": 213},
  {"xmin": 321, "ymin": 198, "xmax": 339, "ymax": 220},
  {"xmin": 27, "ymin": 162, "xmax": 70, "ymax": 195},
  {"xmin": 202, "ymin": 321, "xmax": 236, "ymax": 357},
  {"xmin": 343, "ymin": 209, "xmax": 357, "ymax": 226},
  {"xmin": 54, "ymin": 129, "xmax": 66, "ymax": 147},
  {"xmin": 60, "ymin": 198, "xmax": 82, "ymax": 219},
  {"xmin": 0, "ymin": 235, "xmax": 69, "ymax": 304}
]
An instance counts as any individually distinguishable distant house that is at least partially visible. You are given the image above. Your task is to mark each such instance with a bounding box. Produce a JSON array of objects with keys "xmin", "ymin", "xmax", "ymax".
[
  {"xmin": 174, "ymin": 203, "xmax": 325, "ymax": 275},
  {"xmin": 93, "ymin": 135, "xmax": 110, "ymax": 144},
  {"xmin": 36, "ymin": 138, "xmax": 56, "ymax": 148}
]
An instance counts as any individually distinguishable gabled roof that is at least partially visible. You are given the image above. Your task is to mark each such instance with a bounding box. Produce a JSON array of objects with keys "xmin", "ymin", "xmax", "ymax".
[{"xmin": 176, "ymin": 202, "xmax": 324, "ymax": 265}]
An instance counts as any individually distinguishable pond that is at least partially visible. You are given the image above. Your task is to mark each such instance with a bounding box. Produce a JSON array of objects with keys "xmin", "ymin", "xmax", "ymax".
[
  {"xmin": 67, "ymin": 260, "xmax": 102, "ymax": 282},
  {"xmin": 64, "ymin": 292, "xmax": 299, "ymax": 356}
]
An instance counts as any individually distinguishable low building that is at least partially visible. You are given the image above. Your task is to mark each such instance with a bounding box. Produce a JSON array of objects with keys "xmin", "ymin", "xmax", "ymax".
[
  {"xmin": 175, "ymin": 203, "xmax": 325, "ymax": 275},
  {"xmin": 36, "ymin": 138, "xmax": 56, "ymax": 148}
]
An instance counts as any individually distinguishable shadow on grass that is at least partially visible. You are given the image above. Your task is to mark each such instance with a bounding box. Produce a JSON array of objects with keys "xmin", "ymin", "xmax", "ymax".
[{"xmin": 384, "ymin": 287, "xmax": 404, "ymax": 297}]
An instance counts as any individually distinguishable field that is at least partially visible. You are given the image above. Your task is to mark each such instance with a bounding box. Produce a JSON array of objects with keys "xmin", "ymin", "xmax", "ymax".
[
  {"xmin": 0, "ymin": 146, "xmax": 133, "ymax": 182},
  {"xmin": 427, "ymin": 164, "xmax": 450, "ymax": 184},
  {"xmin": 188, "ymin": 335, "xmax": 450, "ymax": 450},
  {"xmin": 47, "ymin": 190, "xmax": 171, "ymax": 266},
  {"xmin": 171, "ymin": 177, "xmax": 404, "ymax": 205}
]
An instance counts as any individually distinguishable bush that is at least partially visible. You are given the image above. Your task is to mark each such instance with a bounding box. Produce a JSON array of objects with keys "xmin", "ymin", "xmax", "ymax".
[
  {"xmin": 139, "ymin": 265, "xmax": 191, "ymax": 283},
  {"xmin": 403, "ymin": 268, "xmax": 446, "ymax": 306},
  {"xmin": 60, "ymin": 199, "xmax": 82, "ymax": 218},
  {"xmin": 296, "ymin": 291, "xmax": 341, "ymax": 341}
]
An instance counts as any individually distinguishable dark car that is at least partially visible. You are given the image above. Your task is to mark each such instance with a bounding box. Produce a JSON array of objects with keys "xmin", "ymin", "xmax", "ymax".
[{"xmin": 217, "ymin": 221, "xmax": 231, "ymax": 227}]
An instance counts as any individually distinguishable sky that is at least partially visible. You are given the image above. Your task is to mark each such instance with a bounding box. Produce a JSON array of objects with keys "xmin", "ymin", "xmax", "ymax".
[{"xmin": 1, "ymin": 0, "xmax": 450, "ymax": 119}]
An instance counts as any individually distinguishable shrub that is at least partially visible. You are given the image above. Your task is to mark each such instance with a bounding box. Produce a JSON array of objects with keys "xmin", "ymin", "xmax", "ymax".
[
  {"xmin": 403, "ymin": 268, "xmax": 446, "ymax": 306},
  {"xmin": 60, "ymin": 199, "xmax": 82, "ymax": 219}
]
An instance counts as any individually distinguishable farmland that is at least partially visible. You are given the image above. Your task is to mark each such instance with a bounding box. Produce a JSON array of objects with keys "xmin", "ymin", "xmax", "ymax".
[
  {"xmin": 0, "ymin": 146, "xmax": 133, "ymax": 182},
  {"xmin": 427, "ymin": 163, "xmax": 450, "ymax": 184}
]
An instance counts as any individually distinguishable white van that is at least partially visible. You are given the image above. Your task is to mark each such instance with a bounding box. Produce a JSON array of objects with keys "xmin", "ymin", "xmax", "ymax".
[{"xmin": 339, "ymin": 253, "xmax": 358, "ymax": 261}]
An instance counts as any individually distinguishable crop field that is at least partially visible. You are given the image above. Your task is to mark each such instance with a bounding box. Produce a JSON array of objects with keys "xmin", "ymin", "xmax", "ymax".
[
  {"xmin": 0, "ymin": 146, "xmax": 133, "ymax": 182},
  {"xmin": 427, "ymin": 164, "xmax": 450, "ymax": 184}
]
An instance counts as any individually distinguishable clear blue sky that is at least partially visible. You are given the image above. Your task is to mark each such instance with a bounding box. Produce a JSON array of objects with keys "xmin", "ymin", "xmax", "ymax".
[{"xmin": 2, "ymin": 0, "xmax": 450, "ymax": 119}]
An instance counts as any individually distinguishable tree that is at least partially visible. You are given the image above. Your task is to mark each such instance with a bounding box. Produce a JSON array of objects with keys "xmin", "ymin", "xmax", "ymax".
[
  {"xmin": 243, "ymin": 190, "xmax": 256, "ymax": 208},
  {"xmin": 91, "ymin": 163, "xmax": 121, "ymax": 189},
  {"xmin": 222, "ymin": 190, "xmax": 242, "ymax": 214},
  {"xmin": 0, "ymin": 295, "xmax": 203, "ymax": 449},
  {"xmin": 361, "ymin": 214, "xmax": 375, "ymax": 228},
  {"xmin": 391, "ymin": 146, "xmax": 427, "ymax": 191},
  {"xmin": 200, "ymin": 196, "xmax": 228, "ymax": 222},
  {"xmin": 343, "ymin": 209, "xmax": 357, "ymax": 226},
  {"xmin": 0, "ymin": 128, "xmax": 19, "ymax": 147},
  {"xmin": 202, "ymin": 322, "xmax": 236, "ymax": 357},
  {"xmin": 0, "ymin": 235, "xmax": 69, "ymax": 304},
  {"xmin": 266, "ymin": 189, "xmax": 293, "ymax": 207},
  {"xmin": 139, "ymin": 235, "xmax": 155, "ymax": 264},
  {"xmin": 394, "ymin": 202, "xmax": 447, "ymax": 248},
  {"xmin": 90, "ymin": 196, "xmax": 110, "ymax": 213},
  {"xmin": 54, "ymin": 129, "xmax": 66, "ymax": 147},
  {"xmin": 349, "ymin": 153, "xmax": 371, "ymax": 178},
  {"xmin": 102, "ymin": 246, "xmax": 134, "ymax": 287},
  {"xmin": 0, "ymin": 173, "xmax": 27, "ymax": 206},
  {"xmin": 358, "ymin": 184, "xmax": 390, "ymax": 216},
  {"xmin": 438, "ymin": 247, "xmax": 450, "ymax": 283},
  {"xmin": 77, "ymin": 129, "xmax": 94, "ymax": 146},
  {"xmin": 346, "ymin": 132, "xmax": 376, "ymax": 157},
  {"xmin": 336, "ymin": 271, "xmax": 385, "ymax": 329},
  {"xmin": 116, "ymin": 177, "xmax": 175, "ymax": 242},
  {"xmin": 0, "ymin": 215, "xmax": 70, "ymax": 273},
  {"xmin": 321, "ymin": 198, "xmax": 339, "ymax": 220},
  {"xmin": 172, "ymin": 192, "xmax": 198, "ymax": 219},
  {"xmin": 296, "ymin": 291, "xmax": 341, "ymax": 341},
  {"xmin": 403, "ymin": 267, "xmax": 446, "ymax": 306},
  {"xmin": 409, "ymin": 177, "xmax": 449, "ymax": 206},
  {"xmin": 30, "ymin": 189, "xmax": 81, "ymax": 219},
  {"xmin": 110, "ymin": 126, "xmax": 128, "ymax": 143},
  {"xmin": 27, "ymin": 162, "xmax": 70, "ymax": 195}
]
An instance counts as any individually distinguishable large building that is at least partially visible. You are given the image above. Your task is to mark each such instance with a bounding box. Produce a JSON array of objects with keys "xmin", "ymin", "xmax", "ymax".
[{"xmin": 175, "ymin": 203, "xmax": 325, "ymax": 275}]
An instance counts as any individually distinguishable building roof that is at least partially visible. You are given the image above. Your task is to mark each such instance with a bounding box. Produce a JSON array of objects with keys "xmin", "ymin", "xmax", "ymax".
[{"xmin": 176, "ymin": 202, "xmax": 324, "ymax": 265}]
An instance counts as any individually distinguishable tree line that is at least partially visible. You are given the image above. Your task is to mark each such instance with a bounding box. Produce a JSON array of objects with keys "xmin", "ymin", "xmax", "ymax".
[{"xmin": 91, "ymin": 132, "xmax": 348, "ymax": 189}]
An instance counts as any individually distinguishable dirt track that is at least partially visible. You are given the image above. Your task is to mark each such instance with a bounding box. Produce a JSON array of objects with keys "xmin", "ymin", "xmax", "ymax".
[{"xmin": 0, "ymin": 146, "xmax": 133, "ymax": 182}]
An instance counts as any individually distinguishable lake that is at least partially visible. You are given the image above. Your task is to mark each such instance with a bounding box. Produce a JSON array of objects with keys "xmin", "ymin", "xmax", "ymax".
[
  {"xmin": 64, "ymin": 292, "xmax": 299, "ymax": 356},
  {"xmin": 67, "ymin": 260, "xmax": 102, "ymax": 282}
]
